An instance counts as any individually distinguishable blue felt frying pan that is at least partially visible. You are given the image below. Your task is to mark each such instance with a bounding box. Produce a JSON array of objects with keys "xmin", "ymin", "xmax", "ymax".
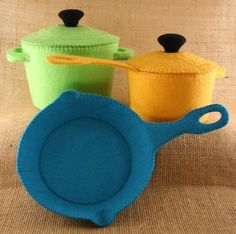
[{"xmin": 17, "ymin": 91, "xmax": 229, "ymax": 226}]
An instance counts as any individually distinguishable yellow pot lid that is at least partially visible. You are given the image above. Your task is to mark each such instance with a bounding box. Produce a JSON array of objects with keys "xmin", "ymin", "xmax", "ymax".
[{"xmin": 127, "ymin": 34, "xmax": 225, "ymax": 76}]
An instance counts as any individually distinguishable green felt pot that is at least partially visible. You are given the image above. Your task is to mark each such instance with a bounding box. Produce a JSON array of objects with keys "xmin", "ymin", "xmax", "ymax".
[{"xmin": 7, "ymin": 9, "xmax": 133, "ymax": 109}]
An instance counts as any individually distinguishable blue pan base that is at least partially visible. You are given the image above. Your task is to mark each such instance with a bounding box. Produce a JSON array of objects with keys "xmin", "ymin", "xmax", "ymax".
[{"xmin": 40, "ymin": 118, "xmax": 131, "ymax": 205}]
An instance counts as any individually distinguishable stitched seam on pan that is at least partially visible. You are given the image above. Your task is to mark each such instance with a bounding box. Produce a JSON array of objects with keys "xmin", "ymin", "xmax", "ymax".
[{"xmin": 37, "ymin": 117, "xmax": 132, "ymax": 206}]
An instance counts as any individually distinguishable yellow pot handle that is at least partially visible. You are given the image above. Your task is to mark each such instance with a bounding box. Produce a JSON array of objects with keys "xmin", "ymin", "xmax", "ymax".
[
  {"xmin": 215, "ymin": 64, "xmax": 226, "ymax": 79},
  {"xmin": 46, "ymin": 54, "xmax": 138, "ymax": 71}
]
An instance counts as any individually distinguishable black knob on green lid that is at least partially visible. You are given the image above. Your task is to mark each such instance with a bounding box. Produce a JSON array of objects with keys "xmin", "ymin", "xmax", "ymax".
[
  {"xmin": 158, "ymin": 34, "xmax": 186, "ymax": 53},
  {"xmin": 58, "ymin": 9, "xmax": 84, "ymax": 27}
]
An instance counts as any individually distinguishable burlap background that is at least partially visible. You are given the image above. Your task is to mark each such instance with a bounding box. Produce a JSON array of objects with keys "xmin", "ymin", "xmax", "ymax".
[{"xmin": 0, "ymin": 0, "xmax": 235, "ymax": 233}]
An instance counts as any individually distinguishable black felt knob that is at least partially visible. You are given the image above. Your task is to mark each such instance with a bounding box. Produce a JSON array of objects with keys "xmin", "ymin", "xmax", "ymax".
[
  {"xmin": 158, "ymin": 34, "xmax": 186, "ymax": 53},
  {"xmin": 58, "ymin": 9, "xmax": 84, "ymax": 27}
]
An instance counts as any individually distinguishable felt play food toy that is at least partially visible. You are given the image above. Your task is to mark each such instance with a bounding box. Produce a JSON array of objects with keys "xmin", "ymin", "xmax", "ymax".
[
  {"xmin": 47, "ymin": 33, "xmax": 225, "ymax": 122},
  {"xmin": 7, "ymin": 9, "xmax": 133, "ymax": 109},
  {"xmin": 17, "ymin": 91, "xmax": 229, "ymax": 226}
]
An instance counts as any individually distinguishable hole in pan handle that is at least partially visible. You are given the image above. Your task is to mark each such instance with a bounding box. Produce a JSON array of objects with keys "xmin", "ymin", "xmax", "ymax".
[
  {"xmin": 145, "ymin": 104, "xmax": 229, "ymax": 151},
  {"xmin": 181, "ymin": 104, "xmax": 229, "ymax": 134}
]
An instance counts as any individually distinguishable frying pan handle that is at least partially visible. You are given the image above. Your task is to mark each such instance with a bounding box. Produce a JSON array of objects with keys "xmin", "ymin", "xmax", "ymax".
[
  {"xmin": 180, "ymin": 104, "xmax": 229, "ymax": 134},
  {"xmin": 146, "ymin": 104, "xmax": 229, "ymax": 150}
]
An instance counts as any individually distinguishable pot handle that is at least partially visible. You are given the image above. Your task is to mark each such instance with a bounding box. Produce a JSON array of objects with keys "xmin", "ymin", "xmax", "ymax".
[
  {"xmin": 7, "ymin": 47, "xmax": 29, "ymax": 63},
  {"xmin": 215, "ymin": 64, "xmax": 226, "ymax": 79},
  {"xmin": 113, "ymin": 47, "xmax": 134, "ymax": 60},
  {"xmin": 146, "ymin": 104, "xmax": 229, "ymax": 150},
  {"xmin": 46, "ymin": 54, "xmax": 137, "ymax": 71}
]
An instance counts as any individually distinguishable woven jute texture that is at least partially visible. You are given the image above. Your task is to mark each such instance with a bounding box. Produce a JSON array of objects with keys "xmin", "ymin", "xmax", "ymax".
[{"xmin": 0, "ymin": 0, "xmax": 236, "ymax": 233}]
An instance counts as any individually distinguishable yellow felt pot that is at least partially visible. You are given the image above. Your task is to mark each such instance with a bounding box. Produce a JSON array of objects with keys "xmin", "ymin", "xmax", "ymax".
[{"xmin": 47, "ymin": 34, "xmax": 225, "ymax": 122}]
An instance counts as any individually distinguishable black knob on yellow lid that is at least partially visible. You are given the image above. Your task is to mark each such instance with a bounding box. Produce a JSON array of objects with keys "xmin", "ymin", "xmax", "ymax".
[{"xmin": 158, "ymin": 34, "xmax": 186, "ymax": 53}]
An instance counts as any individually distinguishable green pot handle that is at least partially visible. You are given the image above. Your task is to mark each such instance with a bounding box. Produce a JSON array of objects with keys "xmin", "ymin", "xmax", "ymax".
[
  {"xmin": 7, "ymin": 47, "xmax": 29, "ymax": 63},
  {"xmin": 113, "ymin": 47, "xmax": 134, "ymax": 60}
]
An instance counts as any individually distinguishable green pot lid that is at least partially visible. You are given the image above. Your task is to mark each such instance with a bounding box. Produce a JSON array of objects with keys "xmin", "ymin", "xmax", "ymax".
[{"xmin": 22, "ymin": 9, "xmax": 119, "ymax": 47}]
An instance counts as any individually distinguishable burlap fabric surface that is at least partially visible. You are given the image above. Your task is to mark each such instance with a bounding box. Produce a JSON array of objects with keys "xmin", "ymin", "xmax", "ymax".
[{"xmin": 0, "ymin": 1, "xmax": 235, "ymax": 233}]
